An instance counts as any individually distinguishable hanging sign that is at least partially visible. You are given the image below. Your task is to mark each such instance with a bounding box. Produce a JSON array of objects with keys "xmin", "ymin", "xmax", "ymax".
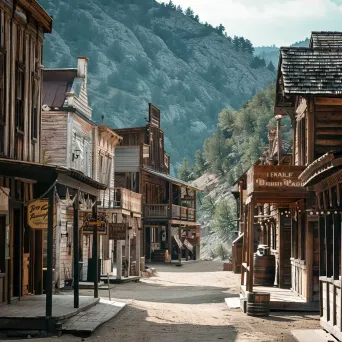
[
  {"xmin": 83, "ymin": 212, "xmax": 107, "ymax": 235},
  {"xmin": 27, "ymin": 199, "xmax": 56, "ymax": 229},
  {"xmin": 108, "ymin": 223, "xmax": 127, "ymax": 240},
  {"xmin": 247, "ymin": 165, "xmax": 306, "ymax": 195}
]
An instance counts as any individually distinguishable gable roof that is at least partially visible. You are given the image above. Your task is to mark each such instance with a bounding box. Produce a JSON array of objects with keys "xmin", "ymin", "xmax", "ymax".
[
  {"xmin": 280, "ymin": 47, "xmax": 342, "ymax": 95},
  {"xmin": 43, "ymin": 69, "xmax": 78, "ymax": 108},
  {"xmin": 310, "ymin": 31, "xmax": 342, "ymax": 49}
]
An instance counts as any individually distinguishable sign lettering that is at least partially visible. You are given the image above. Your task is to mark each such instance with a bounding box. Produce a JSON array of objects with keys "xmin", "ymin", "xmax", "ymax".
[
  {"xmin": 27, "ymin": 199, "xmax": 56, "ymax": 229},
  {"xmin": 247, "ymin": 166, "xmax": 306, "ymax": 195},
  {"xmin": 83, "ymin": 213, "xmax": 107, "ymax": 235}
]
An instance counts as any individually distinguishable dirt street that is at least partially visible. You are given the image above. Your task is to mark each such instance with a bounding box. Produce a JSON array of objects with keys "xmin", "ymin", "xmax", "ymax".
[{"xmin": 31, "ymin": 261, "xmax": 319, "ymax": 342}]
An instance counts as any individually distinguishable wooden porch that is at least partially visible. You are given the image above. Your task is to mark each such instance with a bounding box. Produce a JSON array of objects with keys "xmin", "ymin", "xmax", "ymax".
[
  {"xmin": 240, "ymin": 285, "xmax": 319, "ymax": 311},
  {"xmin": 144, "ymin": 204, "xmax": 196, "ymax": 221},
  {"xmin": 113, "ymin": 188, "xmax": 142, "ymax": 216}
]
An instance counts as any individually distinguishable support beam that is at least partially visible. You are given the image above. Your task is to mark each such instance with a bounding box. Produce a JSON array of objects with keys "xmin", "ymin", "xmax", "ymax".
[
  {"xmin": 73, "ymin": 190, "xmax": 80, "ymax": 308},
  {"xmin": 333, "ymin": 213, "xmax": 340, "ymax": 280},
  {"xmin": 247, "ymin": 198, "xmax": 254, "ymax": 292},
  {"xmin": 116, "ymin": 240, "xmax": 123, "ymax": 280},
  {"xmin": 168, "ymin": 223, "xmax": 172, "ymax": 262},
  {"xmin": 326, "ymin": 215, "xmax": 332, "ymax": 278},
  {"xmin": 46, "ymin": 185, "xmax": 55, "ymax": 317},
  {"xmin": 319, "ymin": 216, "xmax": 325, "ymax": 277},
  {"xmin": 92, "ymin": 200, "xmax": 98, "ymax": 299},
  {"xmin": 136, "ymin": 226, "xmax": 141, "ymax": 276}
]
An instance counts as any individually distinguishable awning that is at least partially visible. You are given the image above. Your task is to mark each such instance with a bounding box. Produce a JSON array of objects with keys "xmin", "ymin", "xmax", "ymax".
[
  {"xmin": 142, "ymin": 167, "xmax": 201, "ymax": 191},
  {"xmin": 0, "ymin": 159, "xmax": 106, "ymax": 195}
]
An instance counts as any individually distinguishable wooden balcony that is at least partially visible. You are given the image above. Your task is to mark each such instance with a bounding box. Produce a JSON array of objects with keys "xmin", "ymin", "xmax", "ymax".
[
  {"xmin": 114, "ymin": 188, "xmax": 142, "ymax": 215},
  {"xmin": 144, "ymin": 204, "xmax": 196, "ymax": 222}
]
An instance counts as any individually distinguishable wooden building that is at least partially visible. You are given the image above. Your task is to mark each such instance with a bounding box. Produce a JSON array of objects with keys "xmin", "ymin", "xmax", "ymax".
[
  {"xmin": 0, "ymin": 0, "xmax": 53, "ymax": 306},
  {"xmin": 41, "ymin": 57, "xmax": 142, "ymax": 286},
  {"xmin": 290, "ymin": 32, "xmax": 342, "ymax": 340},
  {"xmin": 114, "ymin": 104, "xmax": 200, "ymax": 263},
  {"xmin": 237, "ymin": 110, "xmax": 317, "ymax": 308}
]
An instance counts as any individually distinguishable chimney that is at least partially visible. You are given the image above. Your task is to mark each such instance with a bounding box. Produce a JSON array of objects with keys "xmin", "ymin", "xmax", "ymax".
[{"xmin": 77, "ymin": 56, "xmax": 88, "ymax": 82}]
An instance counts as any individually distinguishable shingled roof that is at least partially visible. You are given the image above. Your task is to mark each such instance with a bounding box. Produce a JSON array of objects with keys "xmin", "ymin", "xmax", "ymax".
[
  {"xmin": 280, "ymin": 47, "xmax": 342, "ymax": 95},
  {"xmin": 310, "ymin": 31, "xmax": 342, "ymax": 49}
]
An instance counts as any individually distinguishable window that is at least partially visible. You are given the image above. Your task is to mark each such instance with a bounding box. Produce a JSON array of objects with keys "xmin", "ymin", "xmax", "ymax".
[
  {"xmin": 31, "ymin": 79, "xmax": 38, "ymax": 139},
  {"xmin": 15, "ymin": 66, "xmax": 24, "ymax": 132},
  {"xmin": 271, "ymin": 223, "xmax": 277, "ymax": 250}
]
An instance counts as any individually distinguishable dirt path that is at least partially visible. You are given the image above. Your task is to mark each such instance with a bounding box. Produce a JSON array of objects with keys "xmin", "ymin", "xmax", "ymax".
[{"xmin": 30, "ymin": 261, "xmax": 320, "ymax": 342}]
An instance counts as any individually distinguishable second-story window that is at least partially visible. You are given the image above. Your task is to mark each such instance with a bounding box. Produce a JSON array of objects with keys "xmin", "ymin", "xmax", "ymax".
[
  {"xmin": 15, "ymin": 66, "xmax": 24, "ymax": 132},
  {"xmin": 31, "ymin": 79, "xmax": 38, "ymax": 140}
]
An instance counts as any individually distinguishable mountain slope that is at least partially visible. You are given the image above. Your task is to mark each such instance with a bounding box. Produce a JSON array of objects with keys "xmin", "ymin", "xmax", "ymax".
[
  {"xmin": 255, "ymin": 38, "xmax": 310, "ymax": 68},
  {"xmin": 40, "ymin": 0, "xmax": 275, "ymax": 164}
]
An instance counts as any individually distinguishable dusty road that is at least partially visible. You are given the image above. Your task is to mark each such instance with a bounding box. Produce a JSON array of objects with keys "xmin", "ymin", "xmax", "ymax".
[{"xmin": 31, "ymin": 261, "xmax": 319, "ymax": 342}]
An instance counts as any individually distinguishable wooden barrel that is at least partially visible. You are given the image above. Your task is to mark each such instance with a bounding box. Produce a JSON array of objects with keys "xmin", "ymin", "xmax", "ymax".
[
  {"xmin": 247, "ymin": 292, "xmax": 270, "ymax": 317},
  {"xmin": 253, "ymin": 254, "xmax": 275, "ymax": 286}
]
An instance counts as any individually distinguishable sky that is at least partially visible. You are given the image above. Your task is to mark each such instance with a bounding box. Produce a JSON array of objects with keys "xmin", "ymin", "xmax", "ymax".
[{"xmin": 158, "ymin": 0, "xmax": 342, "ymax": 46}]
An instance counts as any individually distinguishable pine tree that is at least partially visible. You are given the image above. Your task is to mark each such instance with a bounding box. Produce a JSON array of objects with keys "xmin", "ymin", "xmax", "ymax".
[
  {"xmin": 216, "ymin": 24, "xmax": 225, "ymax": 36},
  {"xmin": 185, "ymin": 7, "xmax": 194, "ymax": 18},
  {"xmin": 177, "ymin": 157, "xmax": 192, "ymax": 181},
  {"xmin": 193, "ymin": 150, "xmax": 206, "ymax": 177},
  {"xmin": 267, "ymin": 60, "xmax": 276, "ymax": 72}
]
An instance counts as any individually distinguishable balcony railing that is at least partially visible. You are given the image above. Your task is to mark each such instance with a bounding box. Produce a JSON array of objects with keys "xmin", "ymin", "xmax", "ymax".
[
  {"xmin": 144, "ymin": 204, "xmax": 196, "ymax": 221},
  {"xmin": 114, "ymin": 188, "xmax": 142, "ymax": 214}
]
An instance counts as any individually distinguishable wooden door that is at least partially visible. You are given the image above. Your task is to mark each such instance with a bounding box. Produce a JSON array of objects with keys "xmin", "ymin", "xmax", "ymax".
[
  {"xmin": 282, "ymin": 218, "xmax": 292, "ymax": 287},
  {"xmin": 22, "ymin": 253, "xmax": 30, "ymax": 295}
]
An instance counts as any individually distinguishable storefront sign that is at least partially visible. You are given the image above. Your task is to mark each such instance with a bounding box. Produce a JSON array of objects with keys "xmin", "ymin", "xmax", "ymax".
[
  {"xmin": 247, "ymin": 165, "xmax": 306, "ymax": 195},
  {"xmin": 83, "ymin": 213, "xmax": 107, "ymax": 234},
  {"xmin": 27, "ymin": 199, "xmax": 56, "ymax": 229},
  {"xmin": 108, "ymin": 223, "xmax": 127, "ymax": 240}
]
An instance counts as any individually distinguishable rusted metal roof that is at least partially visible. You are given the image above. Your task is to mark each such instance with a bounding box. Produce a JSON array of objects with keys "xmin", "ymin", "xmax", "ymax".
[
  {"xmin": 280, "ymin": 47, "xmax": 342, "ymax": 95},
  {"xmin": 42, "ymin": 69, "xmax": 77, "ymax": 108},
  {"xmin": 310, "ymin": 31, "xmax": 342, "ymax": 49}
]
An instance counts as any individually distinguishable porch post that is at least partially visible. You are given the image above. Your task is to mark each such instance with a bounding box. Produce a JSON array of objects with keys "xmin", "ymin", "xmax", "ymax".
[
  {"xmin": 168, "ymin": 223, "xmax": 172, "ymax": 262},
  {"xmin": 136, "ymin": 224, "xmax": 141, "ymax": 276},
  {"xmin": 46, "ymin": 185, "xmax": 55, "ymax": 317},
  {"xmin": 333, "ymin": 213, "xmax": 340, "ymax": 280},
  {"xmin": 319, "ymin": 216, "xmax": 325, "ymax": 277},
  {"xmin": 247, "ymin": 197, "xmax": 254, "ymax": 292},
  {"xmin": 178, "ymin": 226, "xmax": 182, "ymax": 264},
  {"xmin": 326, "ymin": 215, "xmax": 332, "ymax": 277},
  {"xmin": 73, "ymin": 190, "xmax": 80, "ymax": 308},
  {"xmin": 92, "ymin": 198, "xmax": 98, "ymax": 298}
]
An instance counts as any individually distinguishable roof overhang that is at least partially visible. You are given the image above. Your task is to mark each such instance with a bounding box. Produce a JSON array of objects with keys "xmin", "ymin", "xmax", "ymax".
[
  {"xmin": 299, "ymin": 152, "xmax": 342, "ymax": 187},
  {"xmin": 0, "ymin": 159, "xmax": 107, "ymax": 195},
  {"xmin": 19, "ymin": 0, "xmax": 53, "ymax": 33},
  {"xmin": 142, "ymin": 168, "xmax": 201, "ymax": 191}
]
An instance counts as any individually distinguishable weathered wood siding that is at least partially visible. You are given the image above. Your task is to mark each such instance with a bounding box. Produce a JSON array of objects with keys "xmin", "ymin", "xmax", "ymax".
[
  {"xmin": 314, "ymin": 97, "xmax": 342, "ymax": 156},
  {"xmin": 1, "ymin": 3, "xmax": 45, "ymax": 162},
  {"xmin": 71, "ymin": 114, "xmax": 93, "ymax": 177},
  {"xmin": 41, "ymin": 112, "xmax": 68, "ymax": 166},
  {"xmin": 115, "ymin": 146, "xmax": 140, "ymax": 172}
]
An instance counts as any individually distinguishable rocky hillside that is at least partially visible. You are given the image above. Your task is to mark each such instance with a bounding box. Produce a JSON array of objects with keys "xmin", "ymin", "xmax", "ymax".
[{"xmin": 39, "ymin": 0, "xmax": 275, "ymax": 165}]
